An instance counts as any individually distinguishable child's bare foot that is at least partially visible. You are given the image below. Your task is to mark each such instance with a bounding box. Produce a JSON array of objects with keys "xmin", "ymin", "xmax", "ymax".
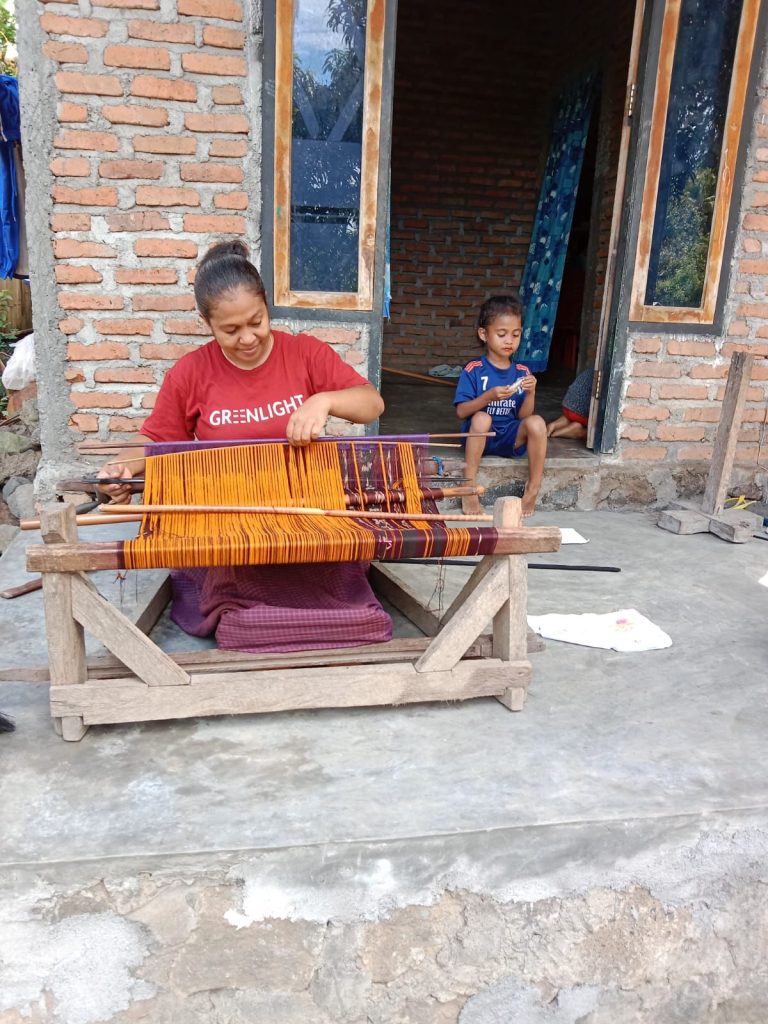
[
  {"xmin": 462, "ymin": 494, "xmax": 484, "ymax": 516},
  {"xmin": 521, "ymin": 484, "xmax": 539, "ymax": 517}
]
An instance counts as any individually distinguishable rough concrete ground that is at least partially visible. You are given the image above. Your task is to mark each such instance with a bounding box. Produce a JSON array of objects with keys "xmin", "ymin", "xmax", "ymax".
[{"xmin": 1, "ymin": 510, "xmax": 767, "ymax": 1023}]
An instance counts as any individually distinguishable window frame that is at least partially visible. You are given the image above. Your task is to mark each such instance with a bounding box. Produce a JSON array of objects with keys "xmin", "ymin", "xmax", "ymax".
[
  {"xmin": 629, "ymin": 0, "xmax": 761, "ymax": 325},
  {"xmin": 272, "ymin": 0, "xmax": 386, "ymax": 311}
]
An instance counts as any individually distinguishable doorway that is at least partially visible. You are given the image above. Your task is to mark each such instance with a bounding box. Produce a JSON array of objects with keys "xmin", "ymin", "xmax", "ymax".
[{"xmin": 379, "ymin": 0, "xmax": 639, "ymax": 448}]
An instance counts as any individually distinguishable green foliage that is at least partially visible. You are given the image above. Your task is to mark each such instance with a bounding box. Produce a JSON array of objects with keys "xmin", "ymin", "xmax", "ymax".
[
  {"xmin": 653, "ymin": 167, "xmax": 717, "ymax": 309},
  {"xmin": 0, "ymin": 0, "xmax": 16, "ymax": 76},
  {"xmin": 0, "ymin": 290, "xmax": 19, "ymax": 420}
]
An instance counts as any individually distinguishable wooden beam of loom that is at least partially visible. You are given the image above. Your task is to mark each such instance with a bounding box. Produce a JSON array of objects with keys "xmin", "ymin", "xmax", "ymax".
[{"xmin": 31, "ymin": 493, "xmax": 559, "ymax": 740}]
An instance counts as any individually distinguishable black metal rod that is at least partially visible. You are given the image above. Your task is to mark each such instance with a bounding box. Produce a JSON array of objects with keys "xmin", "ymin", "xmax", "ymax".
[{"xmin": 394, "ymin": 558, "xmax": 620, "ymax": 572}]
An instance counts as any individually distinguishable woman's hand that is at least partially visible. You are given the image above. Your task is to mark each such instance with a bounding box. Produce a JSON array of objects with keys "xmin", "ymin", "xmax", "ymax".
[
  {"xmin": 286, "ymin": 393, "xmax": 333, "ymax": 446},
  {"xmin": 97, "ymin": 463, "xmax": 134, "ymax": 504}
]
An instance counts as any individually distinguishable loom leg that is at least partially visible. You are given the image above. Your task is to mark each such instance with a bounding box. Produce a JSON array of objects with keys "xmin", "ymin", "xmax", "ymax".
[
  {"xmin": 40, "ymin": 504, "xmax": 90, "ymax": 741},
  {"xmin": 491, "ymin": 497, "xmax": 532, "ymax": 711}
]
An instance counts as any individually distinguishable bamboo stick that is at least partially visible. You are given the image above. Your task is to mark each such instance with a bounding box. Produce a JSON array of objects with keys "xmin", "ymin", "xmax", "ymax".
[
  {"xmin": 94, "ymin": 503, "xmax": 496, "ymax": 523},
  {"xmin": 382, "ymin": 366, "xmax": 456, "ymax": 387}
]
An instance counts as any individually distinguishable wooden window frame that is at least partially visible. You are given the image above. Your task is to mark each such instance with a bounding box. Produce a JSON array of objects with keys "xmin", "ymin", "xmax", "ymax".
[
  {"xmin": 273, "ymin": 0, "xmax": 385, "ymax": 311},
  {"xmin": 629, "ymin": 0, "xmax": 761, "ymax": 325}
]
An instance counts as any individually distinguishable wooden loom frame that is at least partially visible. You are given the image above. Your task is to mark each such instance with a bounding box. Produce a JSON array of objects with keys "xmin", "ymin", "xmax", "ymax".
[{"xmin": 27, "ymin": 497, "xmax": 560, "ymax": 741}]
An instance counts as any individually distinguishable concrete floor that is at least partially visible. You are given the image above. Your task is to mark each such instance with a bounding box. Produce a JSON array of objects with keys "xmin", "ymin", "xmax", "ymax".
[{"xmin": 1, "ymin": 510, "xmax": 768, "ymax": 1022}]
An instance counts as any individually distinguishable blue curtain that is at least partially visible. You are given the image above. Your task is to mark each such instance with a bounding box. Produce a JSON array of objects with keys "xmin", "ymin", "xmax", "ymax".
[{"xmin": 518, "ymin": 73, "xmax": 597, "ymax": 372}]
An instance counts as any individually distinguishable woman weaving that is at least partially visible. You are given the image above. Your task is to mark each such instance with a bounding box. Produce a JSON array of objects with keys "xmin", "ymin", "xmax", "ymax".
[{"xmin": 99, "ymin": 240, "xmax": 389, "ymax": 652}]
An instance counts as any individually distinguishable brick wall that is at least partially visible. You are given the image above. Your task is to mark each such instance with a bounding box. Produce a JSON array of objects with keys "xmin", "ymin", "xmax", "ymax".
[
  {"xmin": 382, "ymin": 0, "xmax": 635, "ymax": 374},
  {"xmin": 616, "ymin": 62, "xmax": 768, "ymax": 469}
]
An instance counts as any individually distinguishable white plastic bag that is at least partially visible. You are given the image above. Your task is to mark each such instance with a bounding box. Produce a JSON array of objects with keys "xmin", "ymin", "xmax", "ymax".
[{"xmin": 1, "ymin": 333, "xmax": 36, "ymax": 391}]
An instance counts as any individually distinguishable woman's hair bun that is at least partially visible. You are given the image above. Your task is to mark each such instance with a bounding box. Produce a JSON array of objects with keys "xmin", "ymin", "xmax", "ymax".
[{"xmin": 199, "ymin": 239, "xmax": 249, "ymax": 268}]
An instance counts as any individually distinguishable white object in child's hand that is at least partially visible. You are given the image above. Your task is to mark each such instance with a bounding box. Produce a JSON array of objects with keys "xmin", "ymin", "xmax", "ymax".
[{"xmin": 527, "ymin": 608, "xmax": 672, "ymax": 652}]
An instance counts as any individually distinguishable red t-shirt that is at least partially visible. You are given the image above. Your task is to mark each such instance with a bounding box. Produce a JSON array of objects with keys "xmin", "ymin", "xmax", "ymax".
[{"xmin": 141, "ymin": 331, "xmax": 370, "ymax": 442}]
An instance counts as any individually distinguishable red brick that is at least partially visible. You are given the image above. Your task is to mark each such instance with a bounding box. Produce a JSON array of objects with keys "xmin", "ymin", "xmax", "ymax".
[
  {"xmin": 625, "ymin": 382, "xmax": 651, "ymax": 399},
  {"xmin": 633, "ymin": 361, "xmax": 682, "ymax": 378},
  {"xmin": 202, "ymin": 25, "xmax": 245, "ymax": 48},
  {"xmin": 135, "ymin": 185, "xmax": 200, "ymax": 207},
  {"xmin": 308, "ymin": 328, "xmax": 360, "ymax": 346},
  {"xmin": 182, "ymin": 213, "xmax": 245, "ymax": 233},
  {"xmin": 683, "ymin": 407, "xmax": 720, "ymax": 422},
  {"xmin": 59, "ymin": 293, "xmax": 124, "ymax": 311},
  {"xmin": 133, "ymin": 135, "xmax": 197, "ymax": 155},
  {"xmin": 667, "ymin": 340, "xmax": 717, "ymax": 357},
  {"xmin": 68, "ymin": 342, "xmax": 130, "ymax": 359},
  {"xmin": 103, "ymin": 104, "xmax": 169, "ymax": 127},
  {"xmin": 134, "ymin": 238, "xmax": 198, "ymax": 258},
  {"xmin": 722, "ymin": 342, "xmax": 768, "ymax": 357},
  {"xmin": 736, "ymin": 302, "xmax": 768, "ymax": 318},
  {"xmin": 55, "ymin": 130, "xmax": 119, "ymax": 152},
  {"xmin": 43, "ymin": 41, "xmax": 88, "ymax": 62},
  {"xmin": 141, "ymin": 394, "xmax": 157, "ymax": 409},
  {"xmin": 106, "ymin": 211, "xmax": 170, "ymax": 232},
  {"xmin": 631, "ymin": 336, "xmax": 661, "ymax": 354},
  {"xmin": 212, "ymin": 85, "xmax": 243, "ymax": 105},
  {"xmin": 727, "ymin": 320, "xmax": 750, "ymax": 337},
  {"xmin": 620, "ymin": 446, "xmax": 668, "ymax": 461},
  {"xmin": 164, "ymin": 318, "xmax": 209, "ymax": 335},
  {"xmin": 214, "ymin": 191, "xmax": 247, "ymax": 210},
  {"xmin": 619, "ymin": 425, "xmax": 649, "ymax": 442},
  {"xmin": 131, "ymin": 76, "xmax": 197, "ymax": 102},
  {"xmin": 51, "ymin": 213, "xmax": 91, "ymax": 231},
  {"xmin": 178, "ymin": 0, "xmax": 242, "ymax": 20},
  {"xmin": 132, "ymin": 293, "xmax": 196, "ymax": 311},
  {"xmin": 104, "ymin": 44, "xmax": 170, "ymax": 70},
  {"xmin": 108, "ymin": 416, "xmax": 147, "ymax": 432},
  {"xmin": 658, "ymin": 384, "xmax": 708, "ymax": 400},
  {"xmin": 92, "ymin": 0, "xmax": 159, "ymax": 7},
  {"xmin": 185, "ymin": 113, "xmax": 249, "ymax": 133},
  {"xmin": 743, "ymin": 214, "xmax": 768, "ymax": 231},
  {"xmin": 656, "ymin": 425, "xmax": 708, "ymax": 441},
  {"xmin": 181, "ymin": 53, "xmax": 246, "ymax": 76},
  {"xmin": 94, "ymin": 367, "xmax": 156, "ymax": 383},
  {"xmin": 128, "ymin": 20, "xmax": 195, "ymax": 43},
  {"xmin": 739, "ymin": 260, "xmax": 768, "ymax": 275},
  {"xmin": 140, "ymin": 342, "xmax": 195, "ymax": 359},
  {"xmin": 53, "ymin": 185, "xmax": 118, "ymax": 207},
  {"xmin": 753, "ymin": 191, "xmax": 768, "ymax": 208},
  {"xmin": 69, "ymin": 414, "xmax": 99, "ymax": 432},
  {"xmin": 55, "ymin": 265, "xmax": 104, "ymax": 284},
  {"xmin": 688, "ymin": 363, "xmax": 729, "ymax": 379},
  {"xmin": 56, "ymin": 71, "xmax": 123, "ymax": 96},
  {"xmin": 50, "ymin": 156, "xmax": 91, "ymax": 177},
  {"xmin": 71, "ymin": 391, "xmax": 132, "ymax": 409},
  {"xmin": 40, "ymin": 13, "xmax": 108, "ymax": 37},
  {"xmin": 57, "ymin": 101, "xmax": 88, "ymax": 122},
  {"xmin": 622, "ymin": 404, "xmax": 670, "ymax": 421},
  {"xmin": 59, "ymin": 317, "xmax": 84, "ymax": 335},
  {"xmin": 180, "ymin": 162, "xmax": 244, "ymax": 183},
  {"xmin": 716, "ymin": 385, "xmax": 764, "ymax": 402},
  {"xmin": 99, "ymin": 159, "xmax": 163, "ymax": 179},
  {"xmin": 209, "ymin": 139, "xmax": 247, "ymax": 158},
  {"xmin": 93, "ymin": 318, "xmax": 153, "ymax": 335},
  {"xmin": 115, "ymin": 268, "xmax": 178, "ymax": 285},
  {"xmin": 677, "ymin": 446, "xmax": 714, "ymax": 462},
  {"xmin": 757, "ymin": 326, "xmax": 768, "ymax": 338},
  {"xmin": 65, "ymin": 369, "xmax": 85, "ymax": 383},
  {"xmin": 743, "ymin": 237, "xmax": 762, "ymax": 253},
  {"xmin": 53, "ymin": 239, "xmax": 116, "ymax": 258}
]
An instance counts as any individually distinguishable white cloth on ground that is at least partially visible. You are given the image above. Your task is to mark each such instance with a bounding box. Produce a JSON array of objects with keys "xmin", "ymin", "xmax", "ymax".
[{"xmin": 527, "ymin": 608, "xmax": 672, "ymax": 652}]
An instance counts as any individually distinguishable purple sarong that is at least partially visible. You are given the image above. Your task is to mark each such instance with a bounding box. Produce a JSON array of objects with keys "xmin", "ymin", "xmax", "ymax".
[{"xmin": 169, "ymin": 562, "xmax": 392, "ymax": 653}]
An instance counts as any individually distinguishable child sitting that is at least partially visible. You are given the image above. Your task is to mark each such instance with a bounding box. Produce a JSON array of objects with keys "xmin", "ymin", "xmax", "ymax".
[
  {"xmin": 546, "ymin": 368, "xmax": 594, "ymax": 440},
  {"xmin": 454, "ymin": 295, "xmax": 547, "ymax": 517}
]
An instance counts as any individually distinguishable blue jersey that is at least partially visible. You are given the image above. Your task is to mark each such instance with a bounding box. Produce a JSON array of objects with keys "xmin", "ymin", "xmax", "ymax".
[{"xmin": 454, "ymin": 355, "xmax": 529, "ymax": 432}]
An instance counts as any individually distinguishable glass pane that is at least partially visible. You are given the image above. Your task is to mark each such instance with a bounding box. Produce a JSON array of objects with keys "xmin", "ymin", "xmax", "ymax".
[
  {"xmin": 290, "ymin": 0, "xmax": 367, "ymax": 293},
  {"xmin": 644, "ymin": 0, "xmax": 742, "ymax": 309}
]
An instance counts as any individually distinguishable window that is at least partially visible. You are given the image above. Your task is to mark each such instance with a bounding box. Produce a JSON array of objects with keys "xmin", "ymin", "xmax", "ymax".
[
  {"xmin": 273, "ymin": 0, "xmax": 385, "ymax": 310},
  {"xmin": 630, "ymin": 0, "xmax": 761, "ymax": 324}
]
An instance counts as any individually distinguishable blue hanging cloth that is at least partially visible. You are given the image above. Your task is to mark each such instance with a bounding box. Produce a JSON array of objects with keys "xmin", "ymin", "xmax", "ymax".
[
  {"xmin": 0, "ymin": 74, "xmax": 21, "ymax": 279},
  {"xmin": 518, "ymin": 72, "xmax": 597, "ymax": 372}
]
